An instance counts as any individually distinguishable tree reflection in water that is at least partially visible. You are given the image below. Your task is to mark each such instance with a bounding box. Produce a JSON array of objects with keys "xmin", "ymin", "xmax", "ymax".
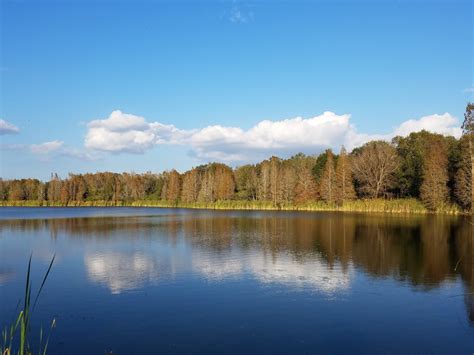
[{"xmin": 0, "ymin": 211, "xmax": 472, "ymax": 324}]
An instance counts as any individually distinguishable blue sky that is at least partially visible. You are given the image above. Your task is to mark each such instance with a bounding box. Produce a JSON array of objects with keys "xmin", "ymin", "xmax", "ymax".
[{"xmin": 0, "ymin": 0, "xmax": 472, "ymax": 180}]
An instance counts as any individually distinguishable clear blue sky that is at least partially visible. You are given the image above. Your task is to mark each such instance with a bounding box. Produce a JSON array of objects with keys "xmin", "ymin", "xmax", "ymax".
[{"xmin": 1, "ymin": 0, "xmax": 472, "ymax": 180}]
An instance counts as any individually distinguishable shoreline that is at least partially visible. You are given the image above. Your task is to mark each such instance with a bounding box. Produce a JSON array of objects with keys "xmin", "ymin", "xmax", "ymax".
[{"xmin": 0, "ymin": 199, "xmax": 467, "ymax": 215}]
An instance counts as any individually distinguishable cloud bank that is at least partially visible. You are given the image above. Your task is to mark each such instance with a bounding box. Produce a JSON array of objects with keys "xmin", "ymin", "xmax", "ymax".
[
  {"xmin": 84, "ymin": 110, "xmax": 462, "ymax": 163},
  {"xmin": 0, "ymin": 119, "xmax": 19, "ymax": 135}
]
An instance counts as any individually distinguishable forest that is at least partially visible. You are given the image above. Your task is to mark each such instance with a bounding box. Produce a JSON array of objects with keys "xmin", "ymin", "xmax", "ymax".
[{"xmin": 1, "ymin": 105, "xmax": 473, "ymax": 213}]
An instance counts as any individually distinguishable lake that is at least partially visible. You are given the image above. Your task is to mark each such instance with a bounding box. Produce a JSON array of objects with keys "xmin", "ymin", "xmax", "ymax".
[{"xmin": 0, "ymin": 207, "xmax": 473, "ymax": 354}]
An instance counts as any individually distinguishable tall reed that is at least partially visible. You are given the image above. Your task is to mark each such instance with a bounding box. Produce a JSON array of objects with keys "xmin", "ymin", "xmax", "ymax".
[{"xmin": 1, "ymin": 255, "xmax": 55, "ymax": 355}]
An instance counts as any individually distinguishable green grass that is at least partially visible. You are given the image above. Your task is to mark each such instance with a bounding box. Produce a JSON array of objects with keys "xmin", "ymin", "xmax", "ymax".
[
  {"xmin": 0, "ymin": 198, "xmax": 465, "ymax": 214},
  {"xmin": 1, "ymin": 255, "xmax": 56, "ymax": 355}
]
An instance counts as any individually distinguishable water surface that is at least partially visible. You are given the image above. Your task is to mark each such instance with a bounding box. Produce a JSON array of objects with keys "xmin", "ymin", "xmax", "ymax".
[{"xmin": 0, "ymin": 207, "xmax": 473, "ymax": 354}]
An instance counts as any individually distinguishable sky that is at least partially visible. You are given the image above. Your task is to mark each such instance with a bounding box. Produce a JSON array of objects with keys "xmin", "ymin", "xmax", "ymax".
[{"xmin": 0, "ymin": 0, "xmax": 472, "ymax": 180}]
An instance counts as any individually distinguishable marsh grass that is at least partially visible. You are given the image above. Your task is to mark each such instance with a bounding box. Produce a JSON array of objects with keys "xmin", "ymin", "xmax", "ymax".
[
  {"xmin": 1, "ymin": 198, "xmax": 464, "ymax": 214},
  {"xmin": 1, "ymin": 255, "xmax": 56, "ymax": 355}
]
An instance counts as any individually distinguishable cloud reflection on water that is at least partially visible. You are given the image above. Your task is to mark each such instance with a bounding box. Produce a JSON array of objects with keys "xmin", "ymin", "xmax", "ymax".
[{"xmin": 85, "ymin": 252, "xmax": 161, "ymax": 294}]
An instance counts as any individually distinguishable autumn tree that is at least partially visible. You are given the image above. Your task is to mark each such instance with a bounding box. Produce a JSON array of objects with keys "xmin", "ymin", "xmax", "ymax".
[
  {"xmin": 47, "ymin": 173, "xmax": 62, "ymax": 202},
  {"xmin": 420, "ymin": 136, "xmax": 449, "ymax": 210},
  {"xmin": 460, "ymin": 103, "xmax": 474, "ymax": 211},
  {"xmin": 182, "ymin": 168, "xmax": 202, "ymax": 203},
  {"xmin": 280, "ymin": 160, "xmax": 296, "ymax": 204},
  {"xmin": 456, "ymin": 133, "xmax": 472, "ymax": 210},
  {"xmin": 257, "ymin": 159, "xmax": 271, "ymax": 201},
  {"xmin": 0, "ymin": 179, "xmax": 7, "ymax": 200},
  {"xmin": 351, "ymin": 141, "xmax": 399, "ymax": 198},
  {"xmin": 292, "ymin": 154, "xmax": 317, "ymax": 204},
  {"xmin": 319, "ymin": 150, "xmax": 337, "ymax": 203},
  {"xmin": 214, "ymin": 164, "xmax": 235, "ymax": 200},
  {"xmin": 161, "ymin": 170, "xmax": 181, "ymax": 203},
  {"xmin": 335, "ymin": 146, "xmax": 356, "ymax": 205},
  {"xmin": 8, "ymin": 180, "xmax": 25, "ymax": 200}
]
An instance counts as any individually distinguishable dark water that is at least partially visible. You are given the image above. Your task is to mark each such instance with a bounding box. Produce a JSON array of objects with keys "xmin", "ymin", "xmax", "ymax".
[{"xmin": 0, "ymin": 207, "xmax": 473, "ymax": 354}]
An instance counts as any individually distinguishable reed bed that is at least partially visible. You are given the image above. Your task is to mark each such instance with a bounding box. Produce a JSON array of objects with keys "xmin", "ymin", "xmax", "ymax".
[{"xmin": 1, "ymin": 198, "xmax": 465, "ymax": 214}]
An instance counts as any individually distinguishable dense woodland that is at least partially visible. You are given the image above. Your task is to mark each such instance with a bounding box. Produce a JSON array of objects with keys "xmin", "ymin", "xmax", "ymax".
[{"xmin": 2, "ymin": 105, "xmax": 474, "ymax": 212}]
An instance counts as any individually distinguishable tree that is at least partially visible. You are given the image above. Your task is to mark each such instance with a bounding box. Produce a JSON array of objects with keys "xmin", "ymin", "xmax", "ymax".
[
  {"xmin": 213, "ymin": 164, "xmax": 235, "ymax": 201},
  {"xmin": 420, "ymin": 136, "xmax": 449, "ymax": 210},
  {"xmin": 161, "ymin": 170, "xmax": 181, "ymax": 203},
  {"xmin": 351, "ymin": 141, "xmax": 399, "ymax": 198},
  {"xmin": 257, "ymin": 157, "xmax": 282, "ymax": 205},
  {"xmin": 335, "ymin": 146, "xmax": 356, "ymax": 205},
  {"xmin": 456, "ymin": 134, "xmax": 472, "ymax": 210},
  {"xmin": 9, "ymin": 180, "xmax": 25, "ymax": 201},
  {"xmin": 280, "ymin": 160, "xmax": 296, "ymax": 204},
  {"xmin": 182, "ymin": 168, "xmax": 202, "ymax": 203},
  {"xmin": 47, "ymin": 173, "xmax": 62, "ymax": 202},
  {"xmin": 320, "ymin": 150, "xmax": 337, "ymax": 203},
  {"xmin": 292, "ymin": 154, "xmax": 317, "ymax": 204},
  {"xmin": 235, "ymin": 165, "xmax": 258, "ymax": 200},
  {"xmin": 461, "ymin": 103, "xmax": 474, "ymax": 211},
  {"xmin": 394, "ymin": 131, "xmax": 436, "ymax": 197}
]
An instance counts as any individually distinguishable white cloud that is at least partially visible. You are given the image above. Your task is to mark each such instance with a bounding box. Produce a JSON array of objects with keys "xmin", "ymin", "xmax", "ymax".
[
  {"xmin": 83, "ymin": 110, "xmax": 462, "ymax": 163},
  {"xmin": 463, "ymin": 87, "xmax": 474, "ymax": 93},
  {"xmin": 0, "ymin": 119, "xmax": 19, "ymax": 135},
  {"xmin": 85, "ymin": 110, "xmax": 190, "ymax": 153},
  {"xmin": 392, "ymin": 113, "xmax": 462, "ymax": 138},
  {"xmin": 30, "ymin": 140, "xmax": 64, "ymax": 154}
]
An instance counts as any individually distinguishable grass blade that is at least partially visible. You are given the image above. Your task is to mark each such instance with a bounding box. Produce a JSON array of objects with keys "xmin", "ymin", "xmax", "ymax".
[{"xmin": 32, "ymin": 254, "xmax": 56, "ymax": 312}]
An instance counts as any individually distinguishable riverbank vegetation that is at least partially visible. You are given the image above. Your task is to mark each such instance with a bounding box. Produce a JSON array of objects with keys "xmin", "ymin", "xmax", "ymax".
[{"xmin": 1, "ymin": 105, "xmax": 473, "ymax": 214}]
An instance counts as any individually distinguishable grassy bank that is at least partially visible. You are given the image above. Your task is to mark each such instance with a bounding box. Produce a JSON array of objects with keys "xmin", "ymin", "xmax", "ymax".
[{"xmin": 0, "ymin": 198, "xmax": 465, "ymax": 215}]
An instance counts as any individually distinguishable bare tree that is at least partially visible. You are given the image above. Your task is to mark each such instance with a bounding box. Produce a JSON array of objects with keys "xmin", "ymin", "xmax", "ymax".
[{"xmin": 351, "ymin": 141, "xmax": 399, "ymax": 198}]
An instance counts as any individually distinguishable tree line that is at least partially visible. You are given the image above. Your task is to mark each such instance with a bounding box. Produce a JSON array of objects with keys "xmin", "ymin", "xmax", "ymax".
[{"xmin": 2, "ymin": 105, "xmax": 473, "ymax": 212}]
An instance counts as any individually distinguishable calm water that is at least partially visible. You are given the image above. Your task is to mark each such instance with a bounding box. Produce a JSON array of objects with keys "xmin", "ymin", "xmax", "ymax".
[{"xmin": 0, "ymin": 207, "xmax": 473, "ymax": 354}]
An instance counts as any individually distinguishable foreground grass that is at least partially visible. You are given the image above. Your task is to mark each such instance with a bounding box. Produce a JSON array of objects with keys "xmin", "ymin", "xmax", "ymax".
[
  {"xmin": 1, "ymin": 256, "xmax": 55, "ymax": 355},
  {"xmin": 0, "ymin": 198, "xmax": 464, "ymax": 214}
]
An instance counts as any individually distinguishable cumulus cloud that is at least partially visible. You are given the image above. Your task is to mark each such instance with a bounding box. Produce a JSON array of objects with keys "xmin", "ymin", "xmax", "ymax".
[
  {"xmin": 85, "ymin": 110, "xmax": 190, "ymax": 153},
  {"xmin": 83, "ymin": 110, "xmax": 462, "ymax": 163},
  {"xmin": 392, "ymin": 113, "xmax": 462, "ymax": 138},
  {"xmin": 0, "ymin": 119, "xmax": 19, "ymax": 135}
]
